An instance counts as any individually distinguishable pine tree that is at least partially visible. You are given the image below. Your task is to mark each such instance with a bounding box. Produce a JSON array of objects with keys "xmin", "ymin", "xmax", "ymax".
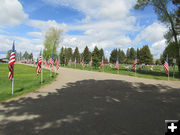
[
  {"xmin": 73, "ymin": 47, "xmax": 80, "ymax": 63},
  {"xmin": 92, "ymin": 46, "xmax": 100, "ymax": 68},
  {"xmin": 110, "ymin": 49, "xmax": 118, "ymax": 63},
  {"xmin": 139, "ymin": 45, "xmax": 153, "ymax": 64},
  {"xmin": 82, "ymin": 46, "xmax": 91, "ymax": 63}
]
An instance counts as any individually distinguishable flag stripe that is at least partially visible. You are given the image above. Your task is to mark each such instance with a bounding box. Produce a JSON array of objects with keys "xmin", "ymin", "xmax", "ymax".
[{"xmin": 8, "ymin": 42, "xmax": 15, "ymax": 80}]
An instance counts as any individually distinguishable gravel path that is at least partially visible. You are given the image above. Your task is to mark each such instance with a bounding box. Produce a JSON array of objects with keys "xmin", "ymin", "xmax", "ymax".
[{"xmin": 0, "ymin": 67, "xmax": 180, "ymax": 135}]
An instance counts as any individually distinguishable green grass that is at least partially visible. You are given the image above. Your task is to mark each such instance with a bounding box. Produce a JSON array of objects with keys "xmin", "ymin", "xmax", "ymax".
[
  {"xmin": 0, "ymin": 63, "xmax": 57, "ymax": 102},
  {"xmin": 63, "ymin": 63, "xmax": 180, "ymax": 81}
]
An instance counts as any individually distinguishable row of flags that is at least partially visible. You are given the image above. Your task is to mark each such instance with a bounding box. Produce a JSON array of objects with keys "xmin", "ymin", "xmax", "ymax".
[
  {"xmin": 8, "ymin": 42, "xmax": 170, "ymax": 81},
  {"xmin": 36, "ymin": 52, "xmax": 59, "ymax": 75}
]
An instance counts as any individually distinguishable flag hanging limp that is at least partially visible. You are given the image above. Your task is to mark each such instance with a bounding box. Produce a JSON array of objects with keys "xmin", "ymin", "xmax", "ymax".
[
  {"xmin": 164, "ymin": 56, "xmax": 169, "ymax": 74},
  {"xmin": 36, "ymin": 51, "xmax": 42, "ymax": 75},
  {"xmin": 8, "ymin": 41, "xmax": 15, "ymax": 80}
]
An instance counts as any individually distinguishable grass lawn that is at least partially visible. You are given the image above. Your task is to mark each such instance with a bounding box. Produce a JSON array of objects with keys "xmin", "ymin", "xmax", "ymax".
[
  {"xmin": 63, "ymin": 63, "xmax": 180, "ymax": 81},
  {"xmin": 0, "ymin": 63, "xmax": 56, "ymax": 102}
]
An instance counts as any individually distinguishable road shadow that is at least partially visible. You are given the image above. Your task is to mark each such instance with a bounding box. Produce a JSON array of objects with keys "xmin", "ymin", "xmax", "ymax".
[{"xmin": 0, "ymin": 79, "xmax": 180, "ymax": 135}]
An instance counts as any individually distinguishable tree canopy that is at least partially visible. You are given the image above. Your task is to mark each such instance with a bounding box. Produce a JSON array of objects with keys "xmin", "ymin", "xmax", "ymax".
[{"xmin": 43, "ymin": 27, "xmax": 63, "ymax": 59}]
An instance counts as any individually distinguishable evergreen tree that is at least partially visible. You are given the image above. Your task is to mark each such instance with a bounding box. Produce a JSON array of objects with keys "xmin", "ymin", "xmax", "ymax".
[
  {"xmin": 65, "ymin": 47, "xmax": 72, "ymax": 62},
  {"xmin": 59, "ymin": 47, "xmax": 65, "ymax": 65},
  {"xmin": 138, "ymin": 45, "xmax": 153, "ymax": 64},
  {"xmin": 118, "ymin": 49, "xmax": 126, "ymax": 64},
  {"xmin": 99, "ymin": 48, "xmax": 105, "ymax": 60},
  {"xmin": 82, "ymin": 46, "xmax": 91, "ymax": 63},
  {"xmin": 23, "ymin": 51, "xmax": 29, "ymax": 60},
  {"xmin": 28, "ymin": 53, "xmax": 33, "ymax": 59},
  {"xmin": 73, "ymin": 47, "xmax": 80, "ymax": 63},
  {"xmin": 92, "ymin": 46, "xmax": 100, "ymax": 68},
  {"xmin": 110, "ymin": 49, "xmax": 118, "ymax": 63},
  {"xmin": 129, "ymin": 47, "xmax": 136, "ymax": 60}
]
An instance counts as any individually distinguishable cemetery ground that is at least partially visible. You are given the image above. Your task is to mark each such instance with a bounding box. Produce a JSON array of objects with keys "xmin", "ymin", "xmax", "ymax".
[
  {"xmin": 64, "ymin": 64, "xmax": 180, "ymax": 81},
  {"xmin": 0, "ymin": 63, "xmax": 56, "ymax": 102},
  {"xmin": 0, "ymin": 66, "xmax": 180, "ymax": 135}
]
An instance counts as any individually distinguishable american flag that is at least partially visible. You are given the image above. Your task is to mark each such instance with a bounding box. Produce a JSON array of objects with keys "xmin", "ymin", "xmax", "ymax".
[
  {"xmin": 55, "ymin": 58, "xmax": 59, "ymax": 70},
  {"xmin": 36, "ymin": 51, "xmax": 42, "ymax": 75},
  {"xmin": 8, "ymin": 42, "xmax": 15, "ymax": 80},
  {"xmin": 89, "ymin": 57, "xmax": 92, "ymax": 67},
  {"xmin": 74, "ymin": 58, "xmax": 77, "ymax": 67},
  {"xmin": 100, "ymin": 58, "xmax": 103, "ymax": 69},
  {"xmin": 116, "ymin": 57, "xmax": 119, "ymax": 70},
  {"xmin": 164, "ymin": 56, "xmax": 169, "ymax": 74},
  {"xmin": 82, "ymin": 59, "xmax": 84, "ymax": 68},
  {"xmin": 49, "ymin": 56, "xmax": 54, "ymax": 71},
  {"xmin": 133, "ymin": 57, "xmax": 138, "ymax": 71},
  {"xmin": 68, "ymin": 59, "xmax": 72, "ymax": 65}
]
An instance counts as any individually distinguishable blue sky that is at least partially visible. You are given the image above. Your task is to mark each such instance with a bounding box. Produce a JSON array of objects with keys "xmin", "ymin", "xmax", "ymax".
[{"xmin": 0, "ymin": 0, "xmax": 169, "ymax": 59}]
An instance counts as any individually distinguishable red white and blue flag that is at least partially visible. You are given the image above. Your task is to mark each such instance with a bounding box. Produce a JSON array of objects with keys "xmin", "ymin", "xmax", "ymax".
[
  {"xmin": 116, "ymin": 57, "xmax": 119, "ymax": 70},
  {"xmin": 49, "ymin": 56, "xmax": 54, "ymax": 71},
  {"xmin": 8, "ymin": 41, "xmax": 15, "ymax": 80},
  {"xmin": 82, "ymin": 59, "xmax": 84, "ymax": 68},
  {"xmin": 36, "ymin": 51, "xmax": 42, "ymax": 75},
  {"xmin": 89, "ymin": 57, "xmax": 92, "ymax": 67},
  {"xmin": 133, "ymin": 57, "xmax": 138, "ymax": 71},
  {"xmin": 164, "ymin": 56, "xmax": 169, "ymax": 74},
  {"xmin": 55, "ymin": 58, "xmax": 59, "ymax": 70},
  {"xmin": 100, "ymin": 57, "xmax": 103, "ymax": 69},
  {"xmin": 74, "ymin": 58, "xmax": 77, "ymax": 67}
]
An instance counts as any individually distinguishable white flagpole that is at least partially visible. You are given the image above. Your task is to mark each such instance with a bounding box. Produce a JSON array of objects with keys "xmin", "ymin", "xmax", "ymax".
[
  {"xmin": 41, "ymin": 50, "xmax": 43, "ymax": 84},
  {"xmin": 168, "ymin": 72, "xmax": 169, "ymax": 81},
  {"xmin": 11, "ymin": 77, "xmax": 14, "ymax": 95}
]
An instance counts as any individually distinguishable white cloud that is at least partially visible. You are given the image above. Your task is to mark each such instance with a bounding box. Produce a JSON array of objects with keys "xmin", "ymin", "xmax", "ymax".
[
  {"xmin": 27, "ymin": 32, "xmax": 43, "ymax": 38},
  {"xmin": 150, "ymin": 39, "xmax": 167, "ymax": 58},
  {"xmin": 0, "ymin": 34, "xmax": 43, "ymax": 59},
  {"xmin": 42, "ymin": 0, "xmax": 135, "ymax": 20},
  {"xmin": 134, "ymin": 22, "xmax": 168, "ymax": 44},
  {"xmin": 0, "ymin": 0, "xmax": 28, "ymax": 26},
  {"xmin": 27, "ymin": 20, "xmax": 67, "ymax": 32}
]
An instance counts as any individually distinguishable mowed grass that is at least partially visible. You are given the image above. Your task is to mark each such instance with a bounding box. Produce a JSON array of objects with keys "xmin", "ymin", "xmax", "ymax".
[
  {"xmin": 64, "ymin": 63, "xmax": 180, "ymax": 81},
  {"xmin": 0, "ymin": 63, "xmax": 56, "ymax": 102}
]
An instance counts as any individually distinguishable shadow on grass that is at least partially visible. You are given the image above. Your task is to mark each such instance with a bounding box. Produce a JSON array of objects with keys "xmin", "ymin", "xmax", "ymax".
[
  {"xmin": 15, "ymin": 88, "xmax": 24, "ymax": 93},
  {"xmin": 0, "ymin": 79, "xmax": 180, "ymax": 135}
]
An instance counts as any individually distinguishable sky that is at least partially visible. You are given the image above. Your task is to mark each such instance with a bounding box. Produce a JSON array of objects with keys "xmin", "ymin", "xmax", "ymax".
[{"xmin": 0, "ymin": 0, "xmax": 169, "ymax": 59}]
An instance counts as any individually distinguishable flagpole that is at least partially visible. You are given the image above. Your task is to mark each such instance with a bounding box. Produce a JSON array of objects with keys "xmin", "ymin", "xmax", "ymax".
[
  {"xmin": 41, "ymin": 50, "xmax": 43, "ymax": 84},
  {"xmin": 11, "ymin": 77, "xmax": 14, "ymax": 95},
  {"xmin": 168, "ymin": 72, "xmax": 169, "ymax": 81},
  {"xmin": 11, "ymin": 65, "xmax": 14, "ymax": 95}
]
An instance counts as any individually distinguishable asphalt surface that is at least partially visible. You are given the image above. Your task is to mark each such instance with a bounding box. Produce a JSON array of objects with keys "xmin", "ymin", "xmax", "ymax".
[{"xmin": 0, "ymin": 67, "xmax": 180, "ymax": 135}]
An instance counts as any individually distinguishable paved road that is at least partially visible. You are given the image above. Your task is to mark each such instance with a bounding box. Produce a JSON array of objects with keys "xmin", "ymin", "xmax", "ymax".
[{"xmin": 0, "ymin": 67, "xmax": 180, "ymax": 135}]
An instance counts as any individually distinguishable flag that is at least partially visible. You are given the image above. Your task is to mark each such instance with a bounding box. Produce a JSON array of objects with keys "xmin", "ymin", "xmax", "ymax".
[
  {"xmin": 74, "ymin": 58, "xmax": 77, "ymax": 67},
  {"xmin": 36, "ymin": 51, "xmax": 42, "ymax": 75},
  {"xmin": 89, "ymin": 57, "xmax": 92, "ymax": 67},
  {"xmin": 133, "ymin": 57, "xmax": 138, "ymax": 71},
  {"xmin": 49, "ymin": 55, "xmax": 54, "ymax": 71},
  {"xmin": 48, "ymin": 57, "xmax": 50, "ymax": 67},
  {"xmin": 55, "ymin": 58, "xmax": 59, "ymax": 70},
  {"xmin": 100, "ymin": 58, "xmax": 103, "ymax": 68},
  {"xmin": 68, "ymin": 59, "xmax": 72, "ymax": 65},
  {"xmin": 82, "ymin": 59, "xmax": 84, "ymax": 68},
  {"xmin": 164, "ymin": 56, "xmax": 169, "ymax": 74},
  {"xmin": 116, "ymin": 57, "xmax": 119, "ymax": 70},
  {"xmin": 8, "ymin": 41, "xmax": 15, "ymax": 80}
]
